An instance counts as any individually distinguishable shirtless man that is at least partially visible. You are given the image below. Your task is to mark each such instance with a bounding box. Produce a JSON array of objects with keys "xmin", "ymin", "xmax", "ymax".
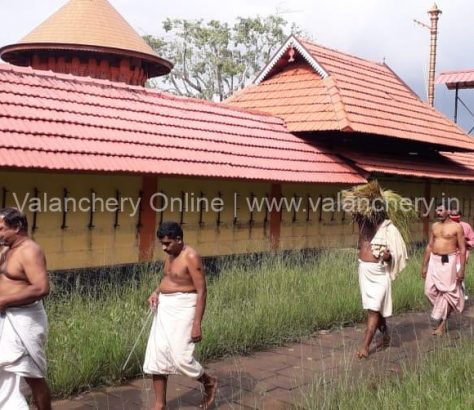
[
  {"xmin": 143, "ymin": 221, "xmax": 217, "ymax": 410},
  {"xmin": 449, "ymin": 207, "xmax": 474, "ymax": 300},
  {"xmin": 0, "ymin": 207, "xmax": 51, "ymax": 410},
  {"xmin": 355, "ymin": 211, "xmax": 393, "ymax": 358},
  {"xmin": 422, "ymin": 202, "xmax": 466, "ymax": 336}
]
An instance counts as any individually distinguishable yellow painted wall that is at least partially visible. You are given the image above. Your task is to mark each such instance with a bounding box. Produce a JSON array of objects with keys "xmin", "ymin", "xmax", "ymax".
[
  {"xmin": 280, "ymin": 183, "xmax": 357, "ymax": 250},
  {"xmin": 155, "ymin": 178, "xmax": 271, "ymax": 259},
  {"xmin": 0, "ymin": 170, "xmax": 141, "ymax": 270},
  {"xmin": 2, "ymin": 170, "xmax": 473, "ymax": 270}
]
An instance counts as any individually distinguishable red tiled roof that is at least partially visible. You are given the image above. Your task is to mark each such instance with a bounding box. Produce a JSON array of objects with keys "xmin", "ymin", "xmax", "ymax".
[
  {"xmin": 339, "ymin": 150, "xmax": 474, "ymax": 182},
  {"xmin": 227, "ymin": 36, "xmax": 474, "ymax": 151},
  {"xmin": 442, "ymin": 152, "xmax": 474, "ymax": 172},
  {"xmin": 437, "ymin": 69, "xmax": 474, "ymax": 90},
  {"xmin": 0, "ymin": 64, "xmax": 365, "ymax": 184}
]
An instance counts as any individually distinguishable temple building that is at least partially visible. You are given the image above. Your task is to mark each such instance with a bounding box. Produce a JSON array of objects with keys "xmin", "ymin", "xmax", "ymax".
[{"xmin": 1, "ymin": 0, "xmax": 473, "ymax": 271}]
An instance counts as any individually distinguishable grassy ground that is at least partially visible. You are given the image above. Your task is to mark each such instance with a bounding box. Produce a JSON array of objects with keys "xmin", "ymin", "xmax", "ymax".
[
  {"xmin": 45, "ymin": 249, "xmax": 457, "ymax": 397},
  {"xmin": 302, "ymin": 336, "xmax": 474, "ymax": 409}
]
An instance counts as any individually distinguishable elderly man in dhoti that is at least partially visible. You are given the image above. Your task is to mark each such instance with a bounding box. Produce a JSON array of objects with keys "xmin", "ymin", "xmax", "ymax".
[
  {"xmin": 144, "ymin": 221, "xmax": 217, "ymax": 410},
  {"xmin": 422, "ymin": 201, "xmax": 466, "ymax": 336},
  {"xmin": 0, "ymin": 208, "xmax": 51, "ymax": 410},
  {"xmin": 343, "ymin": 181, "xmax": 411, "ymax": 359}
]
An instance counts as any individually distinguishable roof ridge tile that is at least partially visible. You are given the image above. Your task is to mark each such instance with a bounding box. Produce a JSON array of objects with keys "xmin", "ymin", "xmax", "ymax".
[
  {"xmin": 296, "ymin": 36, "xmax": 385, "ymax": 69},
  {"xmin": 322, "ymin": 76, "xmax": 353, "ymax": 132}
]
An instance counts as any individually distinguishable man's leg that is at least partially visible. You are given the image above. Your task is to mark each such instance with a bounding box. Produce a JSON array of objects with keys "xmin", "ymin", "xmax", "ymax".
[
  {"xmin": 198, "ymin": 372, "xmax": 218, "ymax": 409},
  {"xmin": 356, "ymin": 310, "xmax": 379, "ymax": 359},
  {"xmin": 152, "ymin": 375, "xmax": 168, "ymax": 410},
  {"xmin": 24, "ymin": 377, "xmax": 51, "ymax": 410},
  {"xmin": 375, "ymin": 314, "xmax": 390, "ymax": 349},
  {"xmin": 433, "ymin": 319, "xmax": 447, "ymax": 336},
  {"xmin": 433, "ymin": 305, "xmax": 452, "ymax": 336}
]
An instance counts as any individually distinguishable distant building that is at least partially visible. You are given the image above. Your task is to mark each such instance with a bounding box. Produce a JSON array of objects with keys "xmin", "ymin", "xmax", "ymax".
[{"xmin": 0, "ymin": 0, "xmax": 473, "ymax": 270}]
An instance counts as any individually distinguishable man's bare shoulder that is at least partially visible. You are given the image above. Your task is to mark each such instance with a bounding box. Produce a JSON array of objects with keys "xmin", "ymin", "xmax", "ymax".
[
  {"xmin": 183, "ymin": 246, "xmax": 201, "ymax": 260},
  {"xmin": 184, "ymin": 245, "xmax": 200, "ymax": 258},
  {"xmin": 18, "ymin": 239, "xmax": 45, "ymax": 260},
  {"xmin": 443, "ymin": 220, "xmax": 463, "ymax": 232}
]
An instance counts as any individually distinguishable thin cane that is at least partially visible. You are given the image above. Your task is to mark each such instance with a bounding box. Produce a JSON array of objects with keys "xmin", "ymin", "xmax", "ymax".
[{"xmin": 122, "ymin": 309, "xmax": 153, "ymax": 371}]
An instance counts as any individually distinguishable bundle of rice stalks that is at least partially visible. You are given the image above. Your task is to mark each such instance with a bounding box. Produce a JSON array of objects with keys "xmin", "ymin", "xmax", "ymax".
[{"xmin": 341, "ymin": 180, "xmax": 416, "ymax": 243}]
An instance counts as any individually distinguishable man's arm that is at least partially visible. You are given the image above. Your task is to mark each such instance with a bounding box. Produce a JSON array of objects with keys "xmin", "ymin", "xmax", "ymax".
[
  {"xmin": 457, "ymin": 225, "xmax": 467, "ymax": 282},
  {"xmin": 465, "ymin": 223, "xmax": 474, "ymax": 248},
  {"xmin": 148, "ymin": 260, "xmax": 165, "ymax": 310},
  {"xmin": 0, "ymin": 244, "xmax": 49, "ymax": 311},
  {"xmin": 187, "ymin": 251, "xmax": 207, "ymax": 343},
  {"xmin": 421, "ymin": 228, "xmax": 435, "ymax": 279}
]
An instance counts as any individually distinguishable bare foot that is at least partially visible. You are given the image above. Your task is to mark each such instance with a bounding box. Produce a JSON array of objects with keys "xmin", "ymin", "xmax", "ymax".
[
  {"xmin": 432, "ymin": 320, "xmax": 446, "ymax": 336},
  {"xmin": 201, "ymin": 376, "xmax": 218, "ymax": 409},
  {"xmin": 356, "ymin": 347, "xmax": 369, "ymax": 359},
  {"xmin": 430, "ymin": 318, "xmax": 442, "ymax": 330},
  {"xmin": 375, "ymin": 333, "xmax": 391, "ymax": 349}
]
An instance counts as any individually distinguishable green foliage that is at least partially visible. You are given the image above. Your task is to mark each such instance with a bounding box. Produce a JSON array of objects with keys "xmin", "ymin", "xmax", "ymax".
[
  {"xmin": 144, "ymin": 16, "xmax": 301, "ymax": 101},
  {"xmin": 44, "ymin": 249, "xmax": 439, "ymax": 397},
  {"xmin": 303, "ymin": 337, "xmax": 474, "ymax": 409}
]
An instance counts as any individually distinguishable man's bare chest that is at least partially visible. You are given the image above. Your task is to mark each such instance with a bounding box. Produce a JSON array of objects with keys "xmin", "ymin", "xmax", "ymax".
[
  {"xmin": 0, "ymin": 252, "xmax": 26, "ymax": 281},
  {"xmin": 434, "ymin": 227, "xmax": 457, "ymax": 240},
  {"xmin": 163, "ymin": 259, "xmax": 189, "ymax": 279}
]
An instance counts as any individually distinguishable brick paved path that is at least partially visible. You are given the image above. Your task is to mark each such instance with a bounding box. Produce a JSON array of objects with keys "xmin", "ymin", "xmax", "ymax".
[{"xmin": 52, "ymin": 302, "xmax": 474, "ymax": 409}]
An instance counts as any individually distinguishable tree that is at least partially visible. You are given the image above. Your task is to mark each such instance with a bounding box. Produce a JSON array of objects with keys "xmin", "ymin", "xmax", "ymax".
[{"xmin": 145, "ymin": 16, "xmax": 301, "ymax": 101}]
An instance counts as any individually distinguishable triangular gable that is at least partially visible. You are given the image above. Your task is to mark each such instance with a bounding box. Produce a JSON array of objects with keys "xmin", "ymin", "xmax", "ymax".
[
  {"xmin": 229, "ymin": 36, "xmax": 474, "ymax": 152},
  {"xmin": 254, "ymin": 35, "xmax": 328, "ymax": 84}
]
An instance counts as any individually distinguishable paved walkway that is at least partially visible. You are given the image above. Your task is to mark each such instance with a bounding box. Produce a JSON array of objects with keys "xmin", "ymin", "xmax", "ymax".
[{"xmin": 52, "ymin": 302, "xmax": 474, "ymax": 409}]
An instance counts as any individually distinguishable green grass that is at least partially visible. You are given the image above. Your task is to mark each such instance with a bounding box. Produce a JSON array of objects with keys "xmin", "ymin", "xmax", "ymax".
[
  {"xmin": 45, "ymin": 249, "xmax": 472, "ymax": 397},
  {"xmin": 302, "ymin": 337, "xmax": 474, "ymax": 410}
]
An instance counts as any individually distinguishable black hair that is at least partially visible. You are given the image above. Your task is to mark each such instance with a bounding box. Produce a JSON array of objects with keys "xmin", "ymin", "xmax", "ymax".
[
  {"xmin": 436, "ymin": 197, "xmax": 459, "ymax": 212},
  {"xmin": 451, "ymin": 207, "xmax": 462, "ymax": 216},
  {"xmin": 157, "ymin": 221, "xmax": 183, "ymax": 240},
  {"xmin": 0, "ymin": 207, "xmax": 28, "ymax": 233}
]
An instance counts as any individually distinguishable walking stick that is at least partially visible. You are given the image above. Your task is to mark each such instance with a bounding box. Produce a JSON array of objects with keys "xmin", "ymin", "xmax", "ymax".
[{"xmin": 122, "ymin": 309, "xmax": 153, "ymax": 371}]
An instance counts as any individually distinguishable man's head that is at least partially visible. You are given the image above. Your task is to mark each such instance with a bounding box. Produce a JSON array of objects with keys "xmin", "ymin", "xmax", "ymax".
[
  {"xmin": 0, "ymin": 207, "xmax": 28, "ymax": 246},
  {"xmin": 353, "ymin": 199, "xmax": 387, "ymax": 229},
  {"xmin": 435, "ymin": 200, "xmax": 449, "ymax": 222},
  {"xmin": 157, "ymin": 221, "xmax": 183, "ymax": 255},
  {"xmin": 450, "ymin": 207, "xmax": 462, "ymax": 222}
]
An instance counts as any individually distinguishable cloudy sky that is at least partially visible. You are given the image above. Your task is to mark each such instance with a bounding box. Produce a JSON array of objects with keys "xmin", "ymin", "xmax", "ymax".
[{"xmin": 1, "ymin": 0, "xmax": 474, "ymax": 132}]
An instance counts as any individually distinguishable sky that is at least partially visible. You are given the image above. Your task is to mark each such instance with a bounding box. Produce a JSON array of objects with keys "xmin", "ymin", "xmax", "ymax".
[{"xmin": 1, "ymin": 0, "xmax": 474, "ymax": 132}]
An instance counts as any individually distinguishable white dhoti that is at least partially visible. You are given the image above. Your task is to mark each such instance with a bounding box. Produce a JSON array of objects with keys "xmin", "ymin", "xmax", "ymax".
[
  {"xmin": 358, "ymin": 260, "xmax": 392, "ymax": 318},
  {"xmin": 0, "ymin": 301, "xmax": 48, "ymax": 410},
  {"xmin": 143, "ymin": 292, "xmax": 203, "ymax": 379}
]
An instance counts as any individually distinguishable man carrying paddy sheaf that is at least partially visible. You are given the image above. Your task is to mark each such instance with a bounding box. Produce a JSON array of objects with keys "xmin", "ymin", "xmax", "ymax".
[{"xmin": 342, "ymin": 181, "xmax": 411, "ymax": 359}]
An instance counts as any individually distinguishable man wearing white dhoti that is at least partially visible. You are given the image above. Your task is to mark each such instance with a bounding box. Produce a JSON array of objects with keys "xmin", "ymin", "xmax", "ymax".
[
  {"xmin": 144, "ymin": 222, "xmax": 217, "ymax": 410},
  {"xmin": 0, "ymin": 208, "xmax": 51, "ymax": 410},
  {"xmin": 422, "ymin": 202, "xmax": 466, "ymax": 336},
  {"xmin": 342, "ymin": 181, "xmax": 411, "ymax": 359},
  {"xmin": 356, "ymin": 216, "xmax": 408, "ymax": 358}
]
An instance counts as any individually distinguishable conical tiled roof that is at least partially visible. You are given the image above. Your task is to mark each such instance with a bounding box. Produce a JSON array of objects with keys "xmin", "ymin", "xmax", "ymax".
[{"xmin": 0, "ymin": 0, "xmax": 172, "ymax": 81}]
